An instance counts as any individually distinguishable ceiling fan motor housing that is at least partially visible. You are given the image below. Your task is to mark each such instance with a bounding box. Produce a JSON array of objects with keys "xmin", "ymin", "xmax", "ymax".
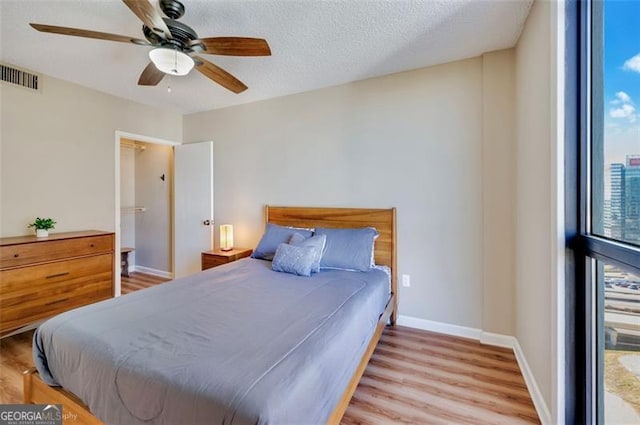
[
  {"xmin": 143, "ymin": 18, "xmax": 198, "ymax": 52},
  {"xmin": 160, "ymin": 0, "xmax": 185, "ymax": 19},
  {"xmin": 142, "ymin": 25, "xmax": 162, "ymax": 44},
  {"xmin": 142, "ymin": 0, "xmax": 197, "ymax": 51}
]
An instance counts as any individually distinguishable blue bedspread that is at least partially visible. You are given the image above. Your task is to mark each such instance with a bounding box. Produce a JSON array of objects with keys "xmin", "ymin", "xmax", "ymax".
[{"xmin": 33, "ymin": 258, "xmax": 389, "ymax": 425}]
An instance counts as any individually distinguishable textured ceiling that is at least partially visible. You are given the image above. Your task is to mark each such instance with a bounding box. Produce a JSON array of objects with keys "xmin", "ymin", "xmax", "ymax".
[{"xmin": 0, "ymin": 0, "xmax": 533, "ymax": 114}]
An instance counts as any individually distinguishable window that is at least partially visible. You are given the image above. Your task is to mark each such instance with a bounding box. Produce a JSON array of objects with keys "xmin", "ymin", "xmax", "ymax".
[
  {"xmin": 591, "ymin": 1, "xmax": 640, "ymax": 249},
  {"xmin": 569, "ymin": 0, "xmax": 640, "ymax": 423},
  {"xmin": 599, "ymin": 262, "xmax": 640, "ymax": 422}
]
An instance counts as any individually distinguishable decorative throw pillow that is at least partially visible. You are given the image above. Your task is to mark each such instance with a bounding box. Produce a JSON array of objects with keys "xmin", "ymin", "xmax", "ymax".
[
  {"xmin": 272, "ymin": 243, "xmax": 317, "ymax": 277},
  {"xmin": 314, "ymin": 227, "xmax": 378, "ymax": 272},
  {"xmin": 289, "ymin": 233, "xmax": 327, "ymax": 273},
  {"xmin": 252, "ymin": 223, "xmax": 313, "ymax": 261}
]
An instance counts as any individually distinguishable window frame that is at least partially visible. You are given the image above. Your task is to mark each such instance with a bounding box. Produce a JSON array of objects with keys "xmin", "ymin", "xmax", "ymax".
[{"xmin": 567, "ymin": 0, "xmax": 640, "ymax": 423}]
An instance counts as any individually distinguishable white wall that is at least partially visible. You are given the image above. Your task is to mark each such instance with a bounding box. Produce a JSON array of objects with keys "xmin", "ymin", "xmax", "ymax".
[
  {"xmin": 134, "ymin": 142, "xmax": 172, "ymax": 273},
  {"xmin": 514, "ymin": 0, "xmax": 563, "ymax": 422},
  {"xmin": 0, "ymin": 73, "xmax": 182, "ymax": 237},
  {"xmin": 184, "ymin": 56, "xmax": 516, "ymax": 331},
  {"xmin": 482, "ymin": 49, "xmax": 516, "ymax": 336}
]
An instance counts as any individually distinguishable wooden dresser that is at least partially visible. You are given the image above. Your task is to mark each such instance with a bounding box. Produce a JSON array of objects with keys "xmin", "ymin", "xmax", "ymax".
[{"xmin": 0, "ymin": 230, "xmax": 114, "ymax": 336}]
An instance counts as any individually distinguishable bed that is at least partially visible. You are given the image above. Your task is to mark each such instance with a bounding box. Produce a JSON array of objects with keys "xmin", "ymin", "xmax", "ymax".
[{"xmin": 24, "ymin": 206, "xmax": 397, "ymax": 425}]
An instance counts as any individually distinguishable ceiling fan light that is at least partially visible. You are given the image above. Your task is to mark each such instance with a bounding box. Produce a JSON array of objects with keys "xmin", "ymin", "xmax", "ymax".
[{"xmin": 148, "ymin": 48, "xmax": 194, "ymax": 76}]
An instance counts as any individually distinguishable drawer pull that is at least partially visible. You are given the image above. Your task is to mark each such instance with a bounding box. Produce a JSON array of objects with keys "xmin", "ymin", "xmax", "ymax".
[
  {"xmin": 13, "ymin": 254, "xmax": 19, "ymax": 258},
  {"xmin": 90, "ymin": 244, "xmax": 95, "ymax": 247},
  {"xmin": 46, "ymin": 272, "xmax": 70, "ymax": 279}
]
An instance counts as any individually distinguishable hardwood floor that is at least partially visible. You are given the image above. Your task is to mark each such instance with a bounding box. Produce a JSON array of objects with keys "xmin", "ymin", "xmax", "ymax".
[
  {"xmin": 121, "ymin": 271, "xmax": 170, "ymax": 294},
  {"xmin": 342, "ymin": 327, "xmax": 539, "ymax": 425},
  {"xmin": 0, "ymin": 329, "xmax": 32, "ymax": 405},
  {"xmin": 0, "ymin": 272, "xmax": 539, "ymax": 424}
]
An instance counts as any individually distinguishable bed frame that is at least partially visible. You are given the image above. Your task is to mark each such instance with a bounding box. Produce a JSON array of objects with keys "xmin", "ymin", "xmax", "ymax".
[{"xmin": 24, "ymin": 206, "xmax": 397, "ymax": 425}]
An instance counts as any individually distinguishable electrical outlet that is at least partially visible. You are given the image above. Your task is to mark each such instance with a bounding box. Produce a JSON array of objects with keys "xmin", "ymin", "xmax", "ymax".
[{"xmin": 402, "ymin": 274, "xmax": 411, "ymax": 287}]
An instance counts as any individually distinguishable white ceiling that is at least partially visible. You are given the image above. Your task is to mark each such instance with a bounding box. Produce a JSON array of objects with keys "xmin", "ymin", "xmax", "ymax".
[{"xmin": 0, "ymin": 0, "xmax": 533, "ymax": 114}]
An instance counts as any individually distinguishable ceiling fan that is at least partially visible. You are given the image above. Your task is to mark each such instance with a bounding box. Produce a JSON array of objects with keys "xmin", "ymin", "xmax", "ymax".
[{"xmin": 29, "ymin": 0, "xmax": 271, "ymax": 93}]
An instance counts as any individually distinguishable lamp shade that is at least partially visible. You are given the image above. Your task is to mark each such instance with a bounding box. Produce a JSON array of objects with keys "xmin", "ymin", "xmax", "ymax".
[
  {"xmin": 220, "ymin": 224, "xmax": 234, "ymax": 251},
  {"xmin": 148, "ymin": 48, "xmax": 194, "ymax": 76}
]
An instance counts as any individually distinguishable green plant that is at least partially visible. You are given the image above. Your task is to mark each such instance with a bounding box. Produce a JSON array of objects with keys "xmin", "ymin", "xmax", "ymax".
[{"xmin": 28, "ymin": 217, "xmax": 56, "ymax": 231}]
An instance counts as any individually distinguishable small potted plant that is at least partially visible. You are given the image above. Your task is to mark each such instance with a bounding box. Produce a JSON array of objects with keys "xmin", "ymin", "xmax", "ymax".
[{"xmin": 28, "ymin": 217, "xmax": 56, "ymax": 238}]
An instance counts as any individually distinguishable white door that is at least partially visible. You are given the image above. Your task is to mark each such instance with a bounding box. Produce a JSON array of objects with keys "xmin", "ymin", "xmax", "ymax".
[{"xmin": 174, "ymin": 141, "xmax": 214, "ymax": 278}]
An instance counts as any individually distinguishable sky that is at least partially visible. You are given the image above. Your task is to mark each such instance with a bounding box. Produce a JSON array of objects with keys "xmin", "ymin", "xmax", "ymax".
[{"xmin": 603, "ymin": 0, "xmax": 640, "ymax": 166}]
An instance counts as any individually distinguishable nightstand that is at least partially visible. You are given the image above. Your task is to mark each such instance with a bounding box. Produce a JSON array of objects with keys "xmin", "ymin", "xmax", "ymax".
[{"xmin": 201, "ymin": 248, "xmax": 253, "ymax": 270}]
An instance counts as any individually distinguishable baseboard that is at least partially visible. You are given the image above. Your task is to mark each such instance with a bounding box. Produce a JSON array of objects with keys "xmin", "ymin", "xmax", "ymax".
[
  {"xmin": 480, "ymin": 331, "xmax": 517, "ymax": 349},
  {"xmin": 397, "ymin": 315, "xmax": 482, "ymax": 340},
  {"xmin": 512, "ymin": 339, "xmax": 552, "ymax": 425},
  {"xmin": 398, "ymin": 315, "xmax": 551, "ymax": 425},
  {"xmin": 133, "ymin": 265, "xmax": 173, "ymax": 279}
]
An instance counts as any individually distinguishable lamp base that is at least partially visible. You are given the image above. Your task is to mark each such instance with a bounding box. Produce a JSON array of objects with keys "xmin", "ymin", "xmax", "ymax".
[{"xmin": 220, "ymin": 247, "xmax": 233, "ymax": 252}]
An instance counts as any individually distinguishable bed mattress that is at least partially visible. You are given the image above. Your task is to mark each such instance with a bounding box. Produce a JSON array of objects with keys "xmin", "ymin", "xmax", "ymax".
[{"xmin": 33, "ymin": 258, "xmax": 390, "ymax": 425}]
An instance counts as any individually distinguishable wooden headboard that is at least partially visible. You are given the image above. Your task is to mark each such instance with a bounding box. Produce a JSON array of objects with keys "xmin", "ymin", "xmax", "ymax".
[{"xmin": 265, "ymin": 206, "xmax": 397, "ymax": 320}]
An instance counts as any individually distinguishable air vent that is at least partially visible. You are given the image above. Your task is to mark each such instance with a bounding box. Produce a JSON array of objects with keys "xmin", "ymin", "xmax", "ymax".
[{"xmin": 0, "ymin": 64, "xmax": 39, "ymax": 91}]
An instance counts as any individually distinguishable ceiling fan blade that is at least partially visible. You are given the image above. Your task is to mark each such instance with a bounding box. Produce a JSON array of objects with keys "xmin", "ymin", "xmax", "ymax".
[
  {"xmin": 138, "ymin": 62, "xmax": 165, "ymax": 86},
  {"xmin": 194, "ymin": 56, "xmax": 248, "ymax": 94},
  {"xmin": 122, "ymin": 0, "xmax": 172, "ymax": 39},
  {"xmin": 30, "ymin": 23, "xmax": 149, "ymax": 45},
  {"xmin": 195, "ymin": 37, "xmax": 271, "ymax": 56}
]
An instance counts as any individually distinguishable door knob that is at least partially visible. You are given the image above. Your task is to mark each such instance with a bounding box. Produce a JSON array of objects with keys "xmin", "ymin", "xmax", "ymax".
[{"xmin": 203, "ymin": 219, "xmax": 213, "ymax": 226}]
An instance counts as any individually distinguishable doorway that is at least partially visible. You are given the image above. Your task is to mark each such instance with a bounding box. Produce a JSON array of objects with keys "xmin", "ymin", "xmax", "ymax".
[
  {"xmin": 120, "ymin": 138, "xmax": 173, "ymax": 279},
  {"xmin": 114, "ymin": 131, "xmax": 180, "ymax": 296},
  {"xmin": 114, "ymin": 131, "xmax": 215, "ymax": 295}
]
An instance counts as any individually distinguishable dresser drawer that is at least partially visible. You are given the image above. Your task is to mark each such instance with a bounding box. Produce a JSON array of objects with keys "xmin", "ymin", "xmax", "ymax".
[
  {"xmin": 0, "ymin": 234, "xmax": 113, "ymax": 269},
  {"xmin": 1, "ymin": 253, "xmax": 112, "ymax": 295},
  {"xmin": 0, "ymin": 254, "xmax": 113, "ymax": 333}
]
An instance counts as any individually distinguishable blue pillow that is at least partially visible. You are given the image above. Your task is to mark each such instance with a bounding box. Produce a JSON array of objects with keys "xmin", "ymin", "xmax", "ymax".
[
  {"xmin": 289, "ymin": 233, "xmax": 326, "ymax": 273},
  {"xmin": 252, "ymin": 223, "xmax": 313, "ymax": 260},
  {"xmin": 314, "ymin": 227, "xmax": 378, "ymax": 272},
  {"xmin": 272, "ymin": 243, "xmax": 316, "ymax": 277}
]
